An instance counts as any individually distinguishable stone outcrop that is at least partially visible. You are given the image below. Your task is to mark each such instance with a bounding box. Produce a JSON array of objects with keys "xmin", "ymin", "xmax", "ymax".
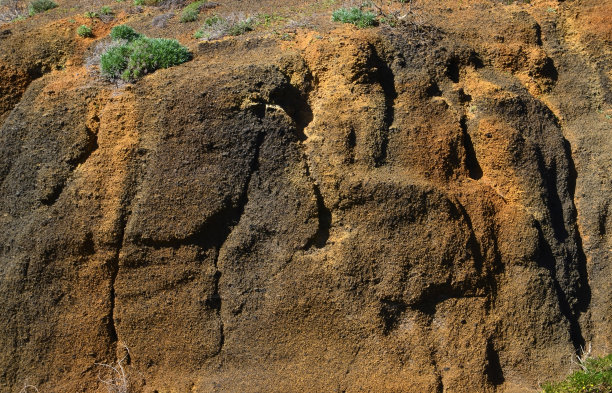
[{"xmin": 0, "ymin": 0, "xmax": 610, "ymax": 392}]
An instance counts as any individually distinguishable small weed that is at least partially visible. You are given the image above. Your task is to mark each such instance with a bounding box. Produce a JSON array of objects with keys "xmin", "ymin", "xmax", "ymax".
[
  {"xmin": 332, "ymin": 7, "xmax": 376, "ymax": 28},
  {"xmin": 77, "ymin": 24, "xmax": 93, "ymax": 37},
  {"xmin": 180, "ymin": 0, "xmax": 206, "ymax": 23},
  {"xmin": 99, "ymin": 5, "xmax": 113, "ymax": 15},
  {"xmin": 28, "ymin": 0, "xmax": 57, "ymax": 16},
  {"xmin": 96, "ymin": 344, "xmax": 131, "ymax": 393},
  {"xmin": 541, "ymin": 349, "xmax": 612, "ymax": 393},
  {"xmin": 256, "ymin": 12, "xmax": 285, "ymax": 28},
  {"xmin": 84, "ymin": 10, "xmax": 98, "ymax": 18}
]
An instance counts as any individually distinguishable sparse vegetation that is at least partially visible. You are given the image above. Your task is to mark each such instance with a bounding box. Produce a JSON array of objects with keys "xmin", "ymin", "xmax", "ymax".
[
  {"xmin": 541, "ymin": 351, "xmax": 612, "ymax": 393},
  {"xmin": 96, "ymin": 344, "xmax": 131, "ymax": 393},
  {"xmin": 18, "ymin": 385, "xmax": 39, "ymax": 393},
  {"xmin": 77, "ymin": 24, "xmax": 93, "ymax": 37},
  {"xmin": 27, "ymin": 0, "xmax": 56, "ymax": 16},
  {"xmin": 84, "ymin": 10, "xmax": 99, "ymax": 18},
  {"xmin": 0, "ymin": 0, "xmax": 25, "ymax": 22},
  {"xmin": 227, "ymin": 18, "xmax": 254, "ymax": 36},
  {"xmin": 332, "ymin": 6, "xmax": 376, "ymax": 28},
  {"xmin": 194, "ymin": 14, "xmax": 254, "ymax": 40},
  {"xmin": 100, "ymin": 25, "xmax": 190, "ymax": 81},
  {"xmin": 133, "ymin": 0, "xmax": 160, "ymax": 5},
  {"xmin": 180, "ymin": 0, "xmax": 206, "ymax": 22}
]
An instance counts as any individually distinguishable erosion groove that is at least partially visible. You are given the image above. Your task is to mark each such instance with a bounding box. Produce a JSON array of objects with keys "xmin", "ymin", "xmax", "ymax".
[{"xmin": 369, "ymin": 45, "xmax": 397, "ymax": 167}]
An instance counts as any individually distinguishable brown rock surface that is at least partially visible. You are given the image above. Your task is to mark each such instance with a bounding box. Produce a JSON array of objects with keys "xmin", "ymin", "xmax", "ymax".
[{"xmin": 0, "ymin": 0, "xmax": 610, "ymax": 392}]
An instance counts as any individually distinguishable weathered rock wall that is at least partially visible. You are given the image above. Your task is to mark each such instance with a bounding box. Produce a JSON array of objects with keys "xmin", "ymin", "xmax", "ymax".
[{"xmin": 0, "ymin": 0, "xmax": 610, "ymax": 392}]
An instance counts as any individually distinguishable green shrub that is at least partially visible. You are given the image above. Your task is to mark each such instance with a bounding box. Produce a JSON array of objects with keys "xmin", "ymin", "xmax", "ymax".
[
  {"xmin": 121, "ymin": 38, "xmax": 190, "ymax": 80},
  {"xmin": 180, "ymin": 0, "xmax": 206, "ymax": 23},
  {"xmin": 77, "ymin": 24, "xmax": 93, "ymax": 37},
  {"xmin": 331, "ymin": 7, "xmax": 376, "ymax": 28},
  {"xmin": 99, "ymin": 5, "xmax": 113, "ymax": 15},
  {"xmin": 84, "ymin": 11, "xmax": 99, "ymax": 18},
  {"xmin": 541, "ymin": 354, "xmax": 612, "ymax": 393},
  {"xmin": 100, "ymin": 44, "xmax": 132, "ymax": 79},
  {"xmin": 28, "ymin": 0, "xmax": 57, "ymax": 15},
  {"xmin": 100, "ymin": 27, "xmax": 191, "ymax": 81},
  {"xmin": 110, "ymin": 24, "xmax": 142, "ymax": 41}
]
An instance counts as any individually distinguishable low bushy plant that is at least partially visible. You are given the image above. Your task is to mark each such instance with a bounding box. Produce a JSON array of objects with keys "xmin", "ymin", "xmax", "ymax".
[
  {"xmin": 332, "ymin": 7, "xmax": 376, "ymax": 28},
  {"xmin": 541, "ymin": 354, "xmax": 612, "ymax": 393},
  {"xmin": 180, "ymin": 0, "xmax": 206, "ymax": 23},
  {"xmin": 27, "ymin": 0, "xmax": 56, "ymax": 16},
  {"xmin": 84, "ymin": 10, "xmax": 99, "ymax": 18},
  {"xmin": 77, "ymin": 24, "xmax": 93, "ymax": 37},
  {"xmin": 100, "ymin": 26, "xmax": 190, "ymax": 81},
  {"xmin": 110, "ymin": 24, "xmax": 142, "ymax": 41}
]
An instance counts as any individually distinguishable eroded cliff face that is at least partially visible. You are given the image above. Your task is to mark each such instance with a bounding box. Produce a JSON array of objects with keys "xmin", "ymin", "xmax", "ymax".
[{"xmin": 0, "ymin": 0, "xmax": 610, "ymax": 392}]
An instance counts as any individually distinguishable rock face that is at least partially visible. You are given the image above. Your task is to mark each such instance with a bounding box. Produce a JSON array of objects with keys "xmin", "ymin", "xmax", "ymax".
[{"xmin": 0, "ymin": 0, "xmax": 610, "ymax": 392}]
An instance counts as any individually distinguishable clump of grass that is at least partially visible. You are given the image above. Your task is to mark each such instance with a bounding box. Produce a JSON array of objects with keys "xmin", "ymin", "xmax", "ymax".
[
  {"xmin": 77, "ymin": 24, "xmax": 93, "ymax": 37},
  {"xmin": 27, "ymin": 0, "xmax": 57, "ymax": 16},
  {"xmin": 84, "ymin": 10, "xmax": 99, "ymax": 18},
  {"xmin": 100, "ymin": 25, "xmax": 191, "ymax": 81},
  {"xmin": 331, "ymin": 6, "xmax": 376, "ymax": 28},
  {"xmin": 180, "ymin": 0, "xmax": 206, "ymax": 22},
  {"xmin": 541, "ymin": 353, "xmax": 612, "ymax": 393},
  {"xmin": 194, "ymin": 14, "xmax": 254, "ymax": 40}
]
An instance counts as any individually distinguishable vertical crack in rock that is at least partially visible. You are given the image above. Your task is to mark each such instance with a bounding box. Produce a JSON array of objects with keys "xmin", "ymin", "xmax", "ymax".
[
  {"xmin": 535, "ymin": 221, "xmax": 586, "ymax": 352},
  {"xmin": 369, "ymin": 46, "xmax": 397, "ymax": 167},
  {"xmin": 485, "ymin": 339, "xmax": 505, "ymax": 386},
  {"xmin": 532, "ymin": 101, "xmax": 592, "ymax": 352},
  {"xmin": 460, "ymin": 116, "xmax": 483, "ymax": 180},
  {"xmin": 302, "ymin": 157, "xmax": 331, "ymax": 250},
  {"xmin": 200, "ymin": 130, "xmax": 266, "ymax": 356}
]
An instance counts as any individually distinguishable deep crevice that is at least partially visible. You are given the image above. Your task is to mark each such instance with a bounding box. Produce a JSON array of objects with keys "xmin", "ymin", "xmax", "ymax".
[
  {"xmin": 380, "ymin": 298, "xmax": 407, "ymax": 334},
  {"xmin": 485, "ymin": 340, "xmax": 505, "ymax": 386},
  {"xmin": 534, "ymin": 221, "xmax": 586, "ymax": 353},
  {"xmin": 196, "ymin": 130, "xmax": 265, "ymax": 357},
  {"xmin": 461, "ymin": 116, "xmax": 483, "ymax": 180},
  {"xmin": 368, "ymin": 46, "xmax": 397, "ymax": 167},
  {"xmin": 302, "ymin": 159, "xmax": 331, "ymax": 250}
]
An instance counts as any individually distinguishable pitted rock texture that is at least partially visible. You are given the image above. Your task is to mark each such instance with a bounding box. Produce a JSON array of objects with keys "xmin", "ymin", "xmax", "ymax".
[{"xmin": 0, "ymin": 0, "xmax": 610, "ymax": 392}]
